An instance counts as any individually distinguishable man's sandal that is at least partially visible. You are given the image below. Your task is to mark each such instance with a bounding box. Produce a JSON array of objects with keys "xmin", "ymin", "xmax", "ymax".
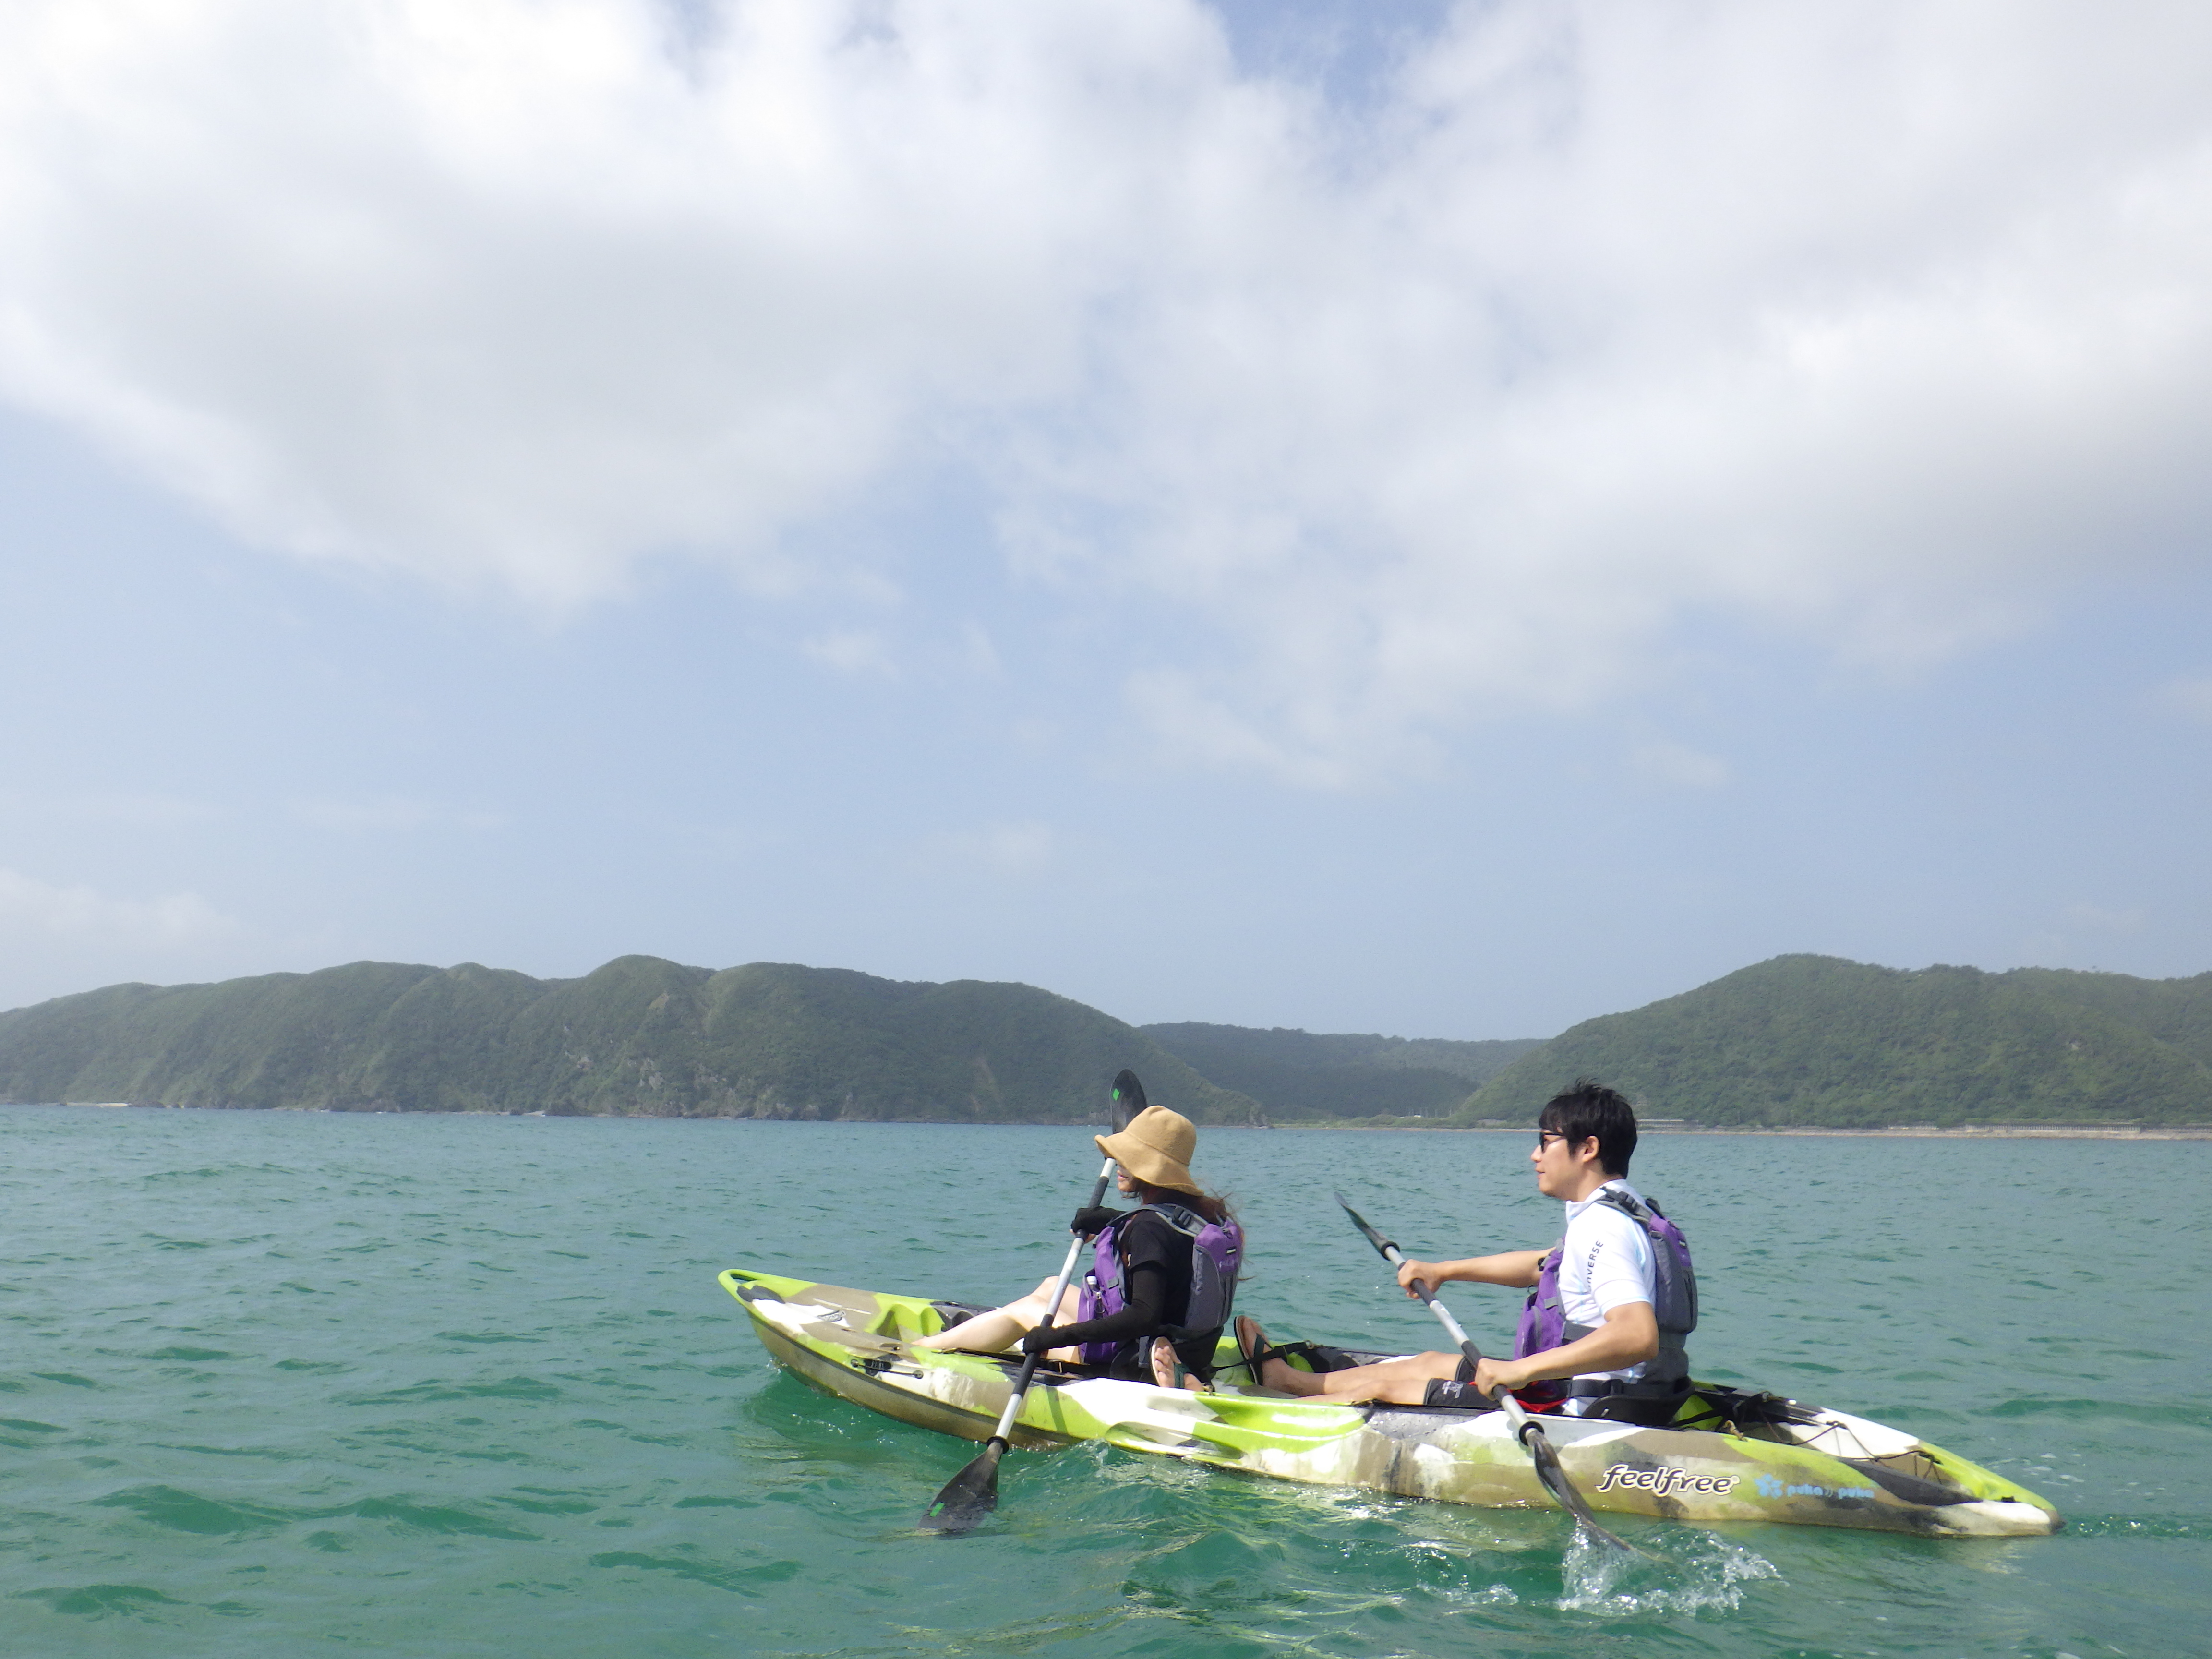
[{"xmin": 1230, "ymin": 1315, "xmax": 1329, "ymax": 1383}]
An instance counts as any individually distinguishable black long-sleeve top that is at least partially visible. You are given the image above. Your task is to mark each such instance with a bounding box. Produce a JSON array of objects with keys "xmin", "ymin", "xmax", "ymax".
[
  {"xmin": 1026, "ymin": 1262, "xmax": 1170, "ymax": 1354},
  {"xmin": 1022, "ymin": 1209, "xmax": 1212, "ymax": 1376}
]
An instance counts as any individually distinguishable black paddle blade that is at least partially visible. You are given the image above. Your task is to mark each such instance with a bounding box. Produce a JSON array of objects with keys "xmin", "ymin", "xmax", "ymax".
[
  {"xmin": 1334, "ymin": 1190, "xmax": 1396, "ymax": 1260},
  {"xmin": 1109, "ymin": 1069, "xmax": 1147, "ymax": 1129},
  {"xmin": 1523, "ymin": 1428, "xmax": 1646, "ymax": 1556},
  {"xmin": 918, "ymin": 1438, "xmax": 1006, "ymax": 1535}
]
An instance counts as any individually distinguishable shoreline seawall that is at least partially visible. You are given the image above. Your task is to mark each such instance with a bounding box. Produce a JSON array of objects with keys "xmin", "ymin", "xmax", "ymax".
[
  {"xmin": 1272, "ymin": 1121, "xmax": 2212, "ymax": 1139},
  {"xmin": 20, "ymin": 1101, "xmax": 2212, "ymax": 1139}
]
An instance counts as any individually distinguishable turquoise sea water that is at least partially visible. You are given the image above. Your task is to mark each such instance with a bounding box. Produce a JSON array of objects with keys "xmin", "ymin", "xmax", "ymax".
[{"xmin": 1, "ymin": 1106, "xmax": 2206, "ymax": 1657}]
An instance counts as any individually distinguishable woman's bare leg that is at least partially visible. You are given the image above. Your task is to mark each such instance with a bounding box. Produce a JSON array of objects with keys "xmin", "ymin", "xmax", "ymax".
[
  {"xmin": 911, "ymin": 1307, "xmax": 1025, "ymax": 1354},
  {"xmin": 913, "ymin": 1278, "xmax": 1081, "ymax": 1353}
]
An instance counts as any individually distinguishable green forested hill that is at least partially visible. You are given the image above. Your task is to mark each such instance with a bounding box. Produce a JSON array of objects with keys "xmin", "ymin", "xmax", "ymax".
[
  {"xmin": 0, "ymin": 957, "xmax": 1261, "ymax": 1123},
  {"xmin": 13, "ymin": 950, "xmax": 2204, "ymax": 1129},
  {"xmin": 1458, "ymin": 955, "xmax": 2212, "ymax": 1127},
  {"xmin": 1143, "ymin": 1023, "xmax": 1542, "ymax": 1120}
]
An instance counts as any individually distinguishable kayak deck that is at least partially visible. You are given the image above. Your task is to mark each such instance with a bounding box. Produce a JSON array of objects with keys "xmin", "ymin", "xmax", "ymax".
[{"xmin": 719, "ymin": 1266, "xmax": 2060, "ymax": 1538}]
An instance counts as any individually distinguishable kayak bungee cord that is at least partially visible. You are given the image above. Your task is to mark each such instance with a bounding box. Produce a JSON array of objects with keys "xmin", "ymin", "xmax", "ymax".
[
  {"xmin": 1334, "ymin": 1190, "xmax": 1646, "ymax": 1557},
  {"xmin": 919, "ymin": 1070, "xmax": 1146, "ymax": 1535}
]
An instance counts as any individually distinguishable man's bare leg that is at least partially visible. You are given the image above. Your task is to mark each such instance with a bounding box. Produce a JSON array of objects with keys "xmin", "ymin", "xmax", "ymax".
[{"xmin": 1237, "ymin": 1317, "xmax": 1458, "ymax": 1404}]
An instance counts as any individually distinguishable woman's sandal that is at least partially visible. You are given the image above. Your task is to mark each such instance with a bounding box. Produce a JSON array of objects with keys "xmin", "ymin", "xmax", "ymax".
[{"xmin": 1149, "ymin": 1337, "xmax": 1211, "ymax": 1393}]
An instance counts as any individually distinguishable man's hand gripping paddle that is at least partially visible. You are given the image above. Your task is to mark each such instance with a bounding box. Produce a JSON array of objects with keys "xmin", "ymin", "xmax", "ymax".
[
  {"xmin": 919, "ymin": 1070, "xmax": 1146, "ymax": 1535},
  {"xmin": 1334, "ymin": 1190, "xmax": 1644, "ymax": 1556}
]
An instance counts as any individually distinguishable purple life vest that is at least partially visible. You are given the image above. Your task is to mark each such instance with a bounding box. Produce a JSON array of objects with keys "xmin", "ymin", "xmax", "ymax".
[
  {"xmin": 1511, "ymin": 1185, "xmax": 1696, "ymax": 1406},
  {"xmin": 1074, "ymin": 1202, "xmax": 1243, "ymax": 1370}
]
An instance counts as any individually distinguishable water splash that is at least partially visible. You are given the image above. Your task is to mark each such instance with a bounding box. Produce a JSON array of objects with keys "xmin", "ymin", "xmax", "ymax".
[{"xmin": 1557, "ymin": 1526, "xmax": 1780, "ymax": 1616}]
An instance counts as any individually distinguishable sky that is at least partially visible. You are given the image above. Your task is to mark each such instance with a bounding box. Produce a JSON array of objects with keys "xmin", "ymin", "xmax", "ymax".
[{"xmin": 3, "ymin": 0, "xmax": 2210, "ymax": 1040}]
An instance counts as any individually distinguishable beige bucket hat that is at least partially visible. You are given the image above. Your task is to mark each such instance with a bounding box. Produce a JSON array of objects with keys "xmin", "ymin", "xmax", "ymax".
[{"xmin": 1096, "ymin": 1104, "xmax": 1202, "ymax": 1194}]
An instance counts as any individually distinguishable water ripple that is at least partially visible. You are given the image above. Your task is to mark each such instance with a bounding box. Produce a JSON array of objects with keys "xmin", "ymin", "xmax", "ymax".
[{"xmin": 0, "ymin": 1107, "xmax": 2205, "ymax": 1658}]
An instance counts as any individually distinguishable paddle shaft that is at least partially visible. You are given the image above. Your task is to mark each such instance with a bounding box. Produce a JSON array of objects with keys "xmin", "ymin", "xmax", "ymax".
[
  {"xmin": 1375, "ymin": 1239, "xmax": 1547, "ymax": 1444},
  {"xmin": 1334, "ymin": 1190, "xmax": 1645, "ymax": 1555},
  {"xmin": 921, "ymin": 1067, "xmax": 1147, "ymax": 1533},
  {"xmin": 1333, "ymin": 1193, "xmax": 1527, "ymax": 1418},
  {"xmin": 977, "ymin": 1153, "xmax": 1116, "ymax": 1447}
]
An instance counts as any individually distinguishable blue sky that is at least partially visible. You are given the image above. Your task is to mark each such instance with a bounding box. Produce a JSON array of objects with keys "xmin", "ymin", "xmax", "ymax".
[{"xmin": 3, "ymin": 0, "xmax": 2210, "ymax": 1038}]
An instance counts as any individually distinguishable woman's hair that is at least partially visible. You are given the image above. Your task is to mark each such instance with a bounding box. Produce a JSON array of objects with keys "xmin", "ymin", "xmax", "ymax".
[{"xmin": 1130, "ymin": 1179, "xmax": 1234, "ymax": 1227}]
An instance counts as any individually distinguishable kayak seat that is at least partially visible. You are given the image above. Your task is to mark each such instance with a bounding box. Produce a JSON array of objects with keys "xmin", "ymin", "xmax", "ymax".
[
  {"xmin": 1573, "ymin": 1390, "xmax": 1692, "ymax": 1429},
  {"xmin": 1674, "ymin": 1385, "xmax": 1824, "ymax": 1437}
]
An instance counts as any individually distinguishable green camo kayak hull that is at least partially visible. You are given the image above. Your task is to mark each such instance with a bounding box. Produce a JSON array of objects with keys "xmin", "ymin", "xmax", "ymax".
[{"xmin": 720, "ymin": 1266, "xmax": 2060, "ymax": 1538}]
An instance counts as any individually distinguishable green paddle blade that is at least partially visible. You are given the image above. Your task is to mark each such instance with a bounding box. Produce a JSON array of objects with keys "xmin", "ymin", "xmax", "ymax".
[
  {"xmin": 1110, "ymin": 1069, "xmax": 1148, "ymax": 1120},
  {"xmin": 918, "ymin": 1438, "xmax": 1006, "ymax": 1535}
]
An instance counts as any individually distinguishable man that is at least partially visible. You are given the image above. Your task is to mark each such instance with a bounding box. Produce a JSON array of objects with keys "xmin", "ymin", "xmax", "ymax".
[{"xmin": 1241, "ymin": 1080, "xmax": 1696, "ymax": 1423}]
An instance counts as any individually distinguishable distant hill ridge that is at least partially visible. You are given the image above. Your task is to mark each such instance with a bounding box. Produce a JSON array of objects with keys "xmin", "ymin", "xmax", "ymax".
[
  {"xmin": 1142, "ymin": 1023, "xmax": 1542, "ymax": 1121},
  {"xmin": 0, "ymin": 956, "xmax": 1260, "ymax": 1124},
  {"xmin": 7, "ymin": 951, "xmax": 2206, "ymax": 1128},
  {"xmin": 1459, "ymin": 954, "xmax": 2212, "ymax": 1127}
]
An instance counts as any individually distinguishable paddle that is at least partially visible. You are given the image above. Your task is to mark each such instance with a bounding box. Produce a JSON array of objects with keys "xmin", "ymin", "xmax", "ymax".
[
  {"xmin": 1334, "ymin": 1190, "xmax": 1643, "ymax": 1555},
  {"xmin": 919, "ymin": 1068, "xmax": 1147, "ymax": 1535}
]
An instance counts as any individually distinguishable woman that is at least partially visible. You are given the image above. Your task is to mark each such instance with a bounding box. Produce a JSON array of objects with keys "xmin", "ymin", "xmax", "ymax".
[{"xmin": 912, "ymin": 1104, "xmax": 1242, "ymax": 1387}]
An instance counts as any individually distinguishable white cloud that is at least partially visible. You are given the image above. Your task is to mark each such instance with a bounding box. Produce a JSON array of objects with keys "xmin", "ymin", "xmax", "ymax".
[
  {"xmin": 933, "ymin": 819, "xmax": 1056, "ymax": 875},
  {"xmin": 1631, "ymin": 742, "xmax": 1732, "ymax": 791},
  {"xmin": 0, "ymin": 0, "xmax": 1184, "ymax": 602},
  {"xmin": 2164, "ymin": 675, "xmax": 2212, "ymax": 722},
  {"xmin": 800, "ymin": 626, "xmax": 899, "ymax": 677},
  {"xmin": 0, "ymin": 790, "xmax": 220, "ymax": 828},
  {"xmin": 0, "ymin": 867, "xmax": 238, "ymax": 949},
  {"xmin": 2063, "ymin": 902, "xmax": 2146, "ymax": 935},
  {"xmin": 955, "ymin": 621, "xmax": 1001, "ymax": 678},
  {"xmin": 3, "ymin": 0, "xmax": 2212, "ymax": 778},
  {"xmin": 289, "ymin": 796, "xmax": 503, "ymax": 831}
]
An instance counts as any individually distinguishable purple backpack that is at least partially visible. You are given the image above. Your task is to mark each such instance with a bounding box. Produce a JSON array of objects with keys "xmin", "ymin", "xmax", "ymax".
[
  {"xmin": 1512, "ymin": 1186, "xmax": 1696, "ymax": 1403},
  {"xmin": 1074, "ymin": 1202, "xmax": 1243, "ymax": 1370}
]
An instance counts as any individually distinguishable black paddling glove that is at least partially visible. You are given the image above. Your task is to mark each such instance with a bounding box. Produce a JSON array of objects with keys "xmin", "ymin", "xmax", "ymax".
[
  {"xmin": 1022, "ymin": 1264, "xmax": 1168, "ymax": 1353},
  {"xmin": 1069, "ymin": 1206, "xmax": 1120, "ymax": 1237}
]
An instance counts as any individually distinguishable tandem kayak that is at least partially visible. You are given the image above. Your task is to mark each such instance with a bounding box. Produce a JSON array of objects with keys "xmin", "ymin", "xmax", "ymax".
[{"xmin": 720, "ymin": 1266, "xmax": 2061, "ymax": 1538}]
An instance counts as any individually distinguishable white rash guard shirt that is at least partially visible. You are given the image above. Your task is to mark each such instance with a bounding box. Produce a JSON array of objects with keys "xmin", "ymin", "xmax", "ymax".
[{"xmin": 1551, "ymin": 1178, "xmax": 1657, "ymax": 1412}]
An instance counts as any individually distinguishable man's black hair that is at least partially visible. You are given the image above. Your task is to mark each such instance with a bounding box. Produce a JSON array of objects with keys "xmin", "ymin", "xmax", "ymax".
[{"xmin": 1538, "ymin": 1079, "xmax": 1638, "ymax": 1176}]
